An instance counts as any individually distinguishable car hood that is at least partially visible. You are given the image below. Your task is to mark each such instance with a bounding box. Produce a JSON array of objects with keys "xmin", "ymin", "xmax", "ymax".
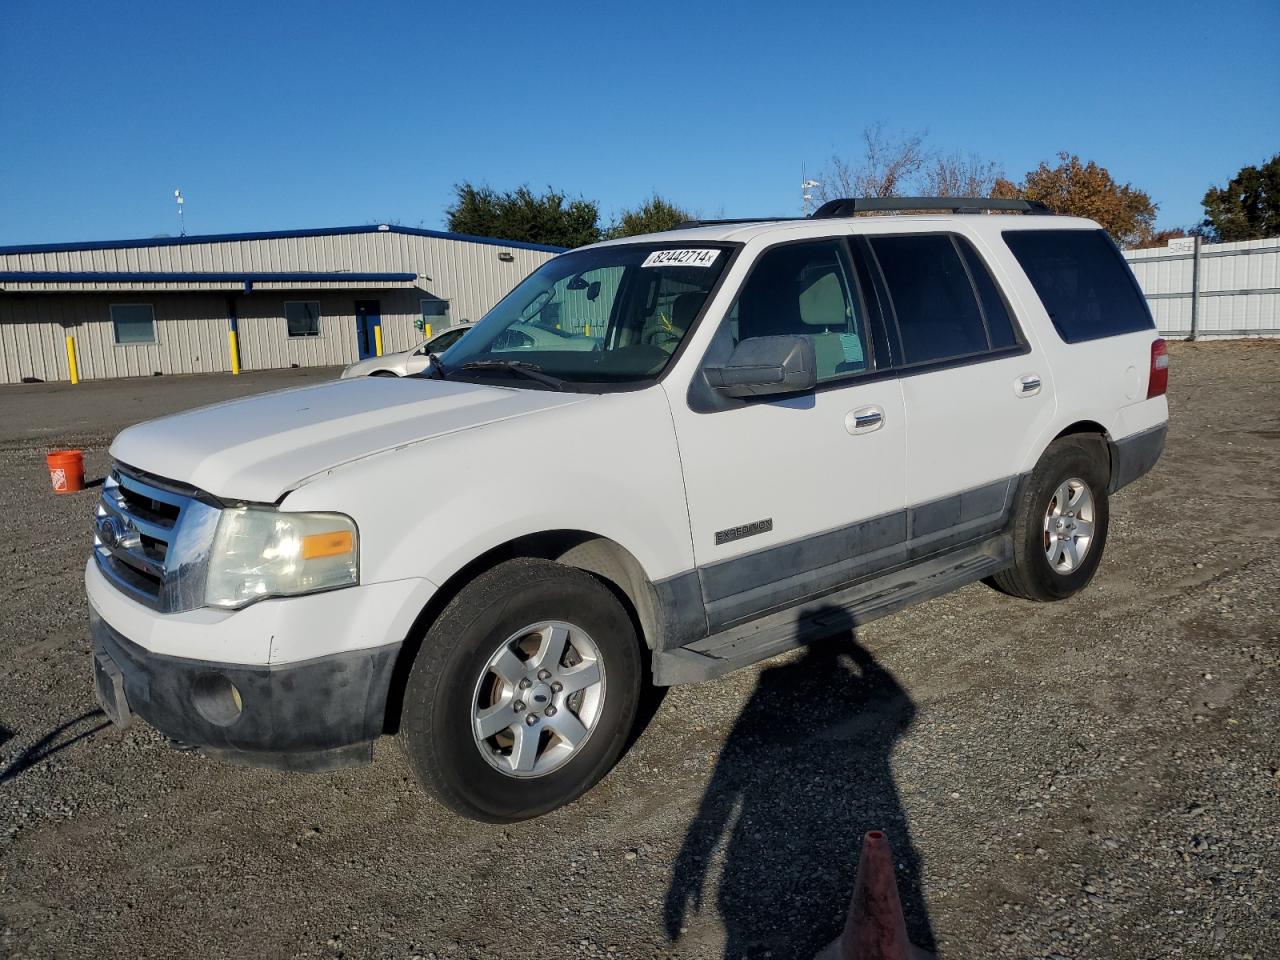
[{"xmin": 110, "ymin": 377, "xmax": 586, "ymax": 502}]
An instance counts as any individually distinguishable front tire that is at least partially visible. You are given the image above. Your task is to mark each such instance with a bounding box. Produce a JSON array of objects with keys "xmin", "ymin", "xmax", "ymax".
[
  {"xmin": 991, "ymin": 436, "xmax": 1110, "ymax": 602},
  {"xmin": 400, "ymin": 558, "xmax": 642, "ymax": 822}
]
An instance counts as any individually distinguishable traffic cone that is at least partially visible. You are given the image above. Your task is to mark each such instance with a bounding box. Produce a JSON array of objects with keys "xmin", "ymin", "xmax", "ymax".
[{"xmin": 816, "ymin": 830, "xmax": 935, "ymax": 960}]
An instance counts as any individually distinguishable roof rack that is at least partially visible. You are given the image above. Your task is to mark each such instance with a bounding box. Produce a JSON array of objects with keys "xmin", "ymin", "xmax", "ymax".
[
  {"xmin": 670, "ymin": 197, "xmax": 1051, "ymax": 231},
  {"xmin": 811, "ymin": 197, "xmax": 1051, "ymax": 217},
  {"xmin": 673, "ymin": 216, "xmax": 808, "ymax": 229}
]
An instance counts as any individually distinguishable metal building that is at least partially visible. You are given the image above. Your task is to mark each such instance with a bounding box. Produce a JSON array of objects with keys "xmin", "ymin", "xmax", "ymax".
[
  {"xmin": 0, "ymin": 225, "xmax": 562, "ymax": 384},
  {"xmin": 1124, "ymin": 236, "xmax": 1280, "ymax": 339}
]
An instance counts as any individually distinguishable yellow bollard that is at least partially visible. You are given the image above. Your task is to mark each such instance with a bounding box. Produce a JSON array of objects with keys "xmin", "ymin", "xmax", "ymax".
[
  {"xmin": 374, "ymin": 325, "xmax": 384, "ymax": 357},
  {"xmin": 228, "ymin": 329, "xmax": 241, "ymax": 375},
  {"xmin": 585, "ymin": 322, "xmax": 591, "ymax": 337},
  {"xmin": 423, "ymin": 322, "xmax": 432, "ymax": 339},
  {"xmin": 65, "ymin": 334, "xmax": 80, "ymax": 384}
]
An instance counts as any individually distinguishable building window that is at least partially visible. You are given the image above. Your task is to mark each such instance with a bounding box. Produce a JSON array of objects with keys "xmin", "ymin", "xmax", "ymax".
[
  {"xmin": 110, "ymin": 304, "xmax": 156, "ymax": 344},
  {"xmin": 421, "ymin": 298, "xmax": 450, "ymax": 328},
  {"xmin": 285, "ymin": 300, "xmax": 321, "ymax": 337}
]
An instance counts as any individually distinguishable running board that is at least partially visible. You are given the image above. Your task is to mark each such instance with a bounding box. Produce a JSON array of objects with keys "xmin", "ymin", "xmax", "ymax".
[{"xmin": 652, "ymin": 537, "xmax": 1011, "ymax": 686}]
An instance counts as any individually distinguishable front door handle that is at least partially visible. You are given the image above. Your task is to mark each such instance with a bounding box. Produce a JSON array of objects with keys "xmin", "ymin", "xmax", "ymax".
[{"xmin": 845, "ymin": 405, "xmax": 885, "ymax": 435}]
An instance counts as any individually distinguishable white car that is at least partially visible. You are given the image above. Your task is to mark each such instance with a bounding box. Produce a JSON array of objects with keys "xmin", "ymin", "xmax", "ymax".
[
  {"xmin": 87, "ymin": 197, "xmax": 1167, "ymax": 822},
  {"xmin": 340, "ymin": 322, "xmax": 475, "ymax": 378}
]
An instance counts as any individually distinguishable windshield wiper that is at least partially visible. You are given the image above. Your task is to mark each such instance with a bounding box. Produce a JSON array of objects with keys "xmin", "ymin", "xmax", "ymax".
[{"xmin": 459, "ymin": 359, "xmax": 569, "ymax": 391}]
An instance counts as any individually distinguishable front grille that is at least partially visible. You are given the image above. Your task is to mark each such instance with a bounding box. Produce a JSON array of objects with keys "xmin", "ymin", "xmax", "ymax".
[{"xmin": 93, "ymin": 464, "xmax": 216, "ymax": 612}]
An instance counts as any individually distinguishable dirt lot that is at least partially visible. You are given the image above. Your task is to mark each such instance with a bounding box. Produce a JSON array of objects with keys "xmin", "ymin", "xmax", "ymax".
[{"xmin": 1, "ymin": 345, "xmax": 1277, "ymax": 960}]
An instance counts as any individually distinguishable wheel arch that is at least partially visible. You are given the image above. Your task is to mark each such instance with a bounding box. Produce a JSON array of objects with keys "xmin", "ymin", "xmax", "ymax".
[
  {"xmin": 1022, "ymin": 418, "xmax": 1114, "ymax": 481},
  {"xmin": 382, "ymin": 530, "xmax": 662, "ymax": 735},
  {"xmin": 1051, "ymin": 419, "xmax": 1113, "ymax": 479}
]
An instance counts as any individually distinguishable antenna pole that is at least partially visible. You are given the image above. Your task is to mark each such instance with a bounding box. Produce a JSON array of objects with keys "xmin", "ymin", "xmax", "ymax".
[
  {"xmin": 801, "ymin": 166, "xmax": 820, "ymax": 217},
  {"xmin": 174, "ymin": 189, "xmax": 185, "ymax": 236}
]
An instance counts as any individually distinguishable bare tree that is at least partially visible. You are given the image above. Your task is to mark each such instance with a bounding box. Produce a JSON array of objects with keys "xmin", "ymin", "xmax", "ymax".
[
  {"xmin": 814, "ymin": 124, "xmax": 929, "ymax": 202},
  {"xmin": 813, "ymin": 126, "xmax": 1004, "ymax": 206},
  {"xmin": 922, "ymin": 152, "xmax": 1004, "ymax": 198}
]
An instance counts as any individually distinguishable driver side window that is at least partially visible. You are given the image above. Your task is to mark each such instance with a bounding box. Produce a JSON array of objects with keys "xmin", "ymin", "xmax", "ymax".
[{"xmin": 726, "ymin": 239, "xmax": 869, "ymax": 382}]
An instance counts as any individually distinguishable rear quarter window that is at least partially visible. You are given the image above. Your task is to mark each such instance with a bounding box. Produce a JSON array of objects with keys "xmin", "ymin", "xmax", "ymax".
[{"xmin": 1003, "ymin": 229, "xmax": 1154, "ymax": 343}]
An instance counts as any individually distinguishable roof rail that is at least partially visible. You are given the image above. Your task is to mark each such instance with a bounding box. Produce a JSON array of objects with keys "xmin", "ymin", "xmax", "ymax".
[
  {"xmin": 811, "ymin": 197, "xmax": 1051, "ymax": 217},
  {"xmin": 673, "ymin": 216, "xmax": 807, "ymax": 229}
]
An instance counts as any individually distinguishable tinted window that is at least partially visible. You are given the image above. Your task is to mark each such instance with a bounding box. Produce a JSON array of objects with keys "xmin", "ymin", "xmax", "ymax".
[
  {"xmin": 110, "ymin": 304, "xmax": 155, "ymax": 344},
  {"xmin": 871, "ymin": 235, "xmax": 988, "ymax": 365},
  {"xmin": 429, "ymin": 326, "xmax": 467, "ymax": 351},
  {"xmin": 1004, "ymin": 229, "xmax": 1154, "ymax": 343},
  {"xmin": 727, "ymin": 240, "xmax": 869, "ymax": 382},
  {"xmin": 285, "ymin": 301, "xmax": 321, "ymax": 337},
  {"xmin": 957, "ymin": 239, "xmax": 1019, "ymax": 349}
]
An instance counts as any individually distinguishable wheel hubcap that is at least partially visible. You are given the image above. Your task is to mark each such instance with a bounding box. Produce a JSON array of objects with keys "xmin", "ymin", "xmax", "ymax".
[
  {"xmin": 1043, "ymin": 478, "xmax": 1096, "ymax": 574},
  {"xmin": 471, "ymin": 620, "xmax": 606, "ymax": 778}
]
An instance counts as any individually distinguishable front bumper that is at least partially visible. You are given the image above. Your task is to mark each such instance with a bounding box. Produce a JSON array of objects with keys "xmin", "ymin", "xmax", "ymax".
[{"xmin": 91, "ymin": 605, "xmax": 401, "ymax": 770}]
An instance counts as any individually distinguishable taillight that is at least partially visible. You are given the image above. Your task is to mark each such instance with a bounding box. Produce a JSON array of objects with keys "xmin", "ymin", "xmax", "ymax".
[{"xmin": 1147, "ymin": 337, "xmax": 1169, "ymax": 398}]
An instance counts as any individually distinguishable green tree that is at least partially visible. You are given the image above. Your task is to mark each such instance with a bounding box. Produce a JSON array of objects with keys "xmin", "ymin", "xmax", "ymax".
[
  {"xmin": 994, "ymin": 153, "xmax": 1158, "ymax": 247},
  {"xmin": 1201, "ymin": 154, "xmax": 1280, "ymax": 242},
  {"xmin": 606, "ymin": 195, "xmax": 694, "ymax": 238},
  {"xmin": 446, "ymin": 183, "xmax": 602, "ymax": 248}
]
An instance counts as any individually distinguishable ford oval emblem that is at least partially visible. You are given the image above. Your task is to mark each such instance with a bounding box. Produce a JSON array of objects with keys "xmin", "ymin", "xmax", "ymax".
[{"xmin": 97, "ymin": 515, "xmax": 119, "ymax": 549}]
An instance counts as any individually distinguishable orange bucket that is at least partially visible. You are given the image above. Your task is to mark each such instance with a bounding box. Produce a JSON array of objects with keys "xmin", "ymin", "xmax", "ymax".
[{"xmin": 47, "ymin": 449, "xmax": 85, "ymax": 494}]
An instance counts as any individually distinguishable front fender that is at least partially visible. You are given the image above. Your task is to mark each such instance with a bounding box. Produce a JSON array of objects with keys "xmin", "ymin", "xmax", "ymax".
[{"xmin": 283, "ymin": 388, "xmax": 695, "ymax": 592}]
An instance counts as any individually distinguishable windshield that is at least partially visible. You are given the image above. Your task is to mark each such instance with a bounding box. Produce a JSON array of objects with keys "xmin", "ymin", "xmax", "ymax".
[{"xmin": 438, "ymin": 243, "xmax": 732, "ymax": 388}]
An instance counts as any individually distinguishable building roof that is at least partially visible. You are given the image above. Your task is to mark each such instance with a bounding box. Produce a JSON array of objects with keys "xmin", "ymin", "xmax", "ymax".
[
  {"xmin": 0, "ymin": 271, "xmax": 417, "ymax": 291},
  {"xmin": 0, "ymin": 223, "xmax": 567, "ymax": 257}
]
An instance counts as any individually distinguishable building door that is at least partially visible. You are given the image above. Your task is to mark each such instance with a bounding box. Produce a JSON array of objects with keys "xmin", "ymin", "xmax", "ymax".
[{"xmin": 354, "ymin": 300, "xmax": 381, "ymax": 359}]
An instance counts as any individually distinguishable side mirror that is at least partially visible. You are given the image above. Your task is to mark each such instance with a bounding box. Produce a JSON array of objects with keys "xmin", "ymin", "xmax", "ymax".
[{"xmin": 703, "ymin": 335, "xmax": 816, "ymax": 398}]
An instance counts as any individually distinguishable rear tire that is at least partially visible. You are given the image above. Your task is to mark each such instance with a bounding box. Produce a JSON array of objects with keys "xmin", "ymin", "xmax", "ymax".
[
  {"xmin": 991, "ymin": 436, "xmax": 1110, "ymax": 602},
  {"xmin": 400, "ymin": 558, "xmax": 642, "ymax": 822}
]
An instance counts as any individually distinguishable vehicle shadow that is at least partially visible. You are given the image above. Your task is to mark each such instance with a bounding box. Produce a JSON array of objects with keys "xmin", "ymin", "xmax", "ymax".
[
  {"xmin": 663, "ymin": 606, "xmax": 936, "ymax": 958},
  {"xmin": 0, "ymin": 709, "xmax": 109, "ymax": 785}
]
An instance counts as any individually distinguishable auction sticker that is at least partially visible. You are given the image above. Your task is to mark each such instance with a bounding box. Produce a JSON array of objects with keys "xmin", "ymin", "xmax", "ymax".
[{"xmin": 641, "ymin": 249, "xmax": 720, "ymax": 268}]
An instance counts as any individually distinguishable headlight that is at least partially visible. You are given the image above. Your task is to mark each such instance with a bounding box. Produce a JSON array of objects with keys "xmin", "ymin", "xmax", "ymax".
[{"xmin": 204, "ymin": 507, "xmax": 359, "ymax": 609}]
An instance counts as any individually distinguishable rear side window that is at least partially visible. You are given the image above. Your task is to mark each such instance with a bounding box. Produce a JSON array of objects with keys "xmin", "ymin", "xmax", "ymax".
[
  {"xmin": 870, "ymin": 235, "xmax": 988, "ymax": 365},
  {"xmin": 1003, "ymin": 229, "xmax": 1154, "ymax": 343},
  {"xmin": 957, "ymin": 239, "xmax": 1019, "ymax": 350}
]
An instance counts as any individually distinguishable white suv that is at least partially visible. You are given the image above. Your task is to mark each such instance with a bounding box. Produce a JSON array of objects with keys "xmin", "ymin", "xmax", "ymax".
[{"xmin": 87, "ymin": 198, "xmax": 1168, "ymax": 822}]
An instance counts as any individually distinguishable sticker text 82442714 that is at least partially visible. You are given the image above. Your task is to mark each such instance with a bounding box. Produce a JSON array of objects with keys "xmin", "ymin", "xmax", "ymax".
[{"xmin": 641, "ymin": 249, "xmax": 720, "ymax": 268}]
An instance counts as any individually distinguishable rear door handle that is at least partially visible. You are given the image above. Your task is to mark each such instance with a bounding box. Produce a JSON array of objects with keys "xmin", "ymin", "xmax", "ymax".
[
  {"xmin": 845, "ymin": 405, "xmax": 885, "ymax": 435},
  {"xmin": 1016, "ymin": 374, "xmax": 1042, "ymax": 397}
]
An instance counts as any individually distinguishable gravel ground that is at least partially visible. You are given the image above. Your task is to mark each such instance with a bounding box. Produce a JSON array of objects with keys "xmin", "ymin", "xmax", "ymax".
[{"xmin": 1, "ymin": 345, "xmax": 1277, "ymax": 960}]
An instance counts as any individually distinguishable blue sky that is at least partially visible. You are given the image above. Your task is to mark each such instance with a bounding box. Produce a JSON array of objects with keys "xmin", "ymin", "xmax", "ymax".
[{"xmin": 1, "ymin": 0, "xmax": 1276, "ymax": 244}]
